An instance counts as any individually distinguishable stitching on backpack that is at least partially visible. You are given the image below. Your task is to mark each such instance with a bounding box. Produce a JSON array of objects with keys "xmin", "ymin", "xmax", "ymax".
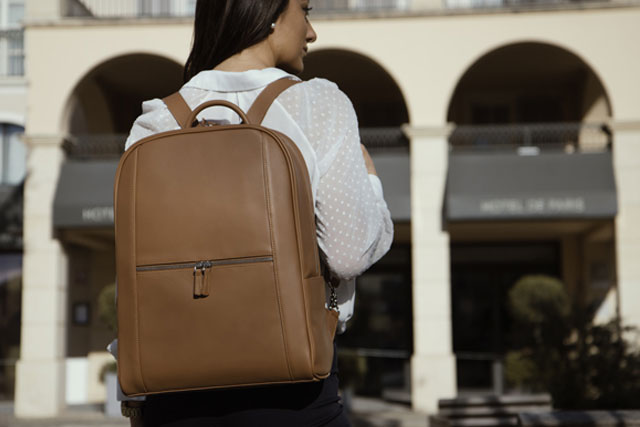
[
  {"xmin": 132, "ymin": 150, "xmax": 148, "ymax": 393},
  {"xmin": 263, "ymin": 128, "xmax": 319, "ymax": 377},
  {"xmin": 262, "ymin": 133, "xmax": 293, "ymax": 380},
  {"xmin": 287, "ymin": 146, "xmax": 316, "ymax": 374}
]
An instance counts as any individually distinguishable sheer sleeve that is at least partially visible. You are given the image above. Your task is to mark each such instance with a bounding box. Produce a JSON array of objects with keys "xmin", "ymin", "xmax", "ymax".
[
  {"xmin": 124, "ymin": 98, "xmax": 178, "ymax": 150},
  {"xmin": 277, "ymin": 79, "xmax": 394, "ymax": 280}
]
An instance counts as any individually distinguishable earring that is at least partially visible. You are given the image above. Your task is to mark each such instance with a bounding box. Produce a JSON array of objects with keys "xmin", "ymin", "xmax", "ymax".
[{"xmin": 271, "ymin": 22, "xmax": 276, "ymax": 30}]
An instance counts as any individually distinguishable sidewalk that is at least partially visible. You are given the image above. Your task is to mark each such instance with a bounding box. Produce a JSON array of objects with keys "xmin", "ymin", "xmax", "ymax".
[{"xmin": 0, "ymin": 398, "xmax": 427, "ymax": 427}]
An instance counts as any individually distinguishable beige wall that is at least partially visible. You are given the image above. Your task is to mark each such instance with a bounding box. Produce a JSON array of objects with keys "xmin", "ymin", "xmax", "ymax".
[
  {"xmin": 613, "ymin": 126, "xmax": 640, "ymax": 330},
  {"xmin": 23, "ymin": 8, "xmax": 640, "ymax": 134},
  {"xmin": 310, "ymin": 8, "xmax": 640, "ymax": 126},
  {"xmin": 26, "ymin": 22, "xmax": 189, "ymax": 136}
]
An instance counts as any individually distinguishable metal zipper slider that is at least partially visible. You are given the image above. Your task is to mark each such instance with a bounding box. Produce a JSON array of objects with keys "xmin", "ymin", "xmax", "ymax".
[{"xmin": 193, "ymin": 261, "xmax": 212, "ymax": 298}]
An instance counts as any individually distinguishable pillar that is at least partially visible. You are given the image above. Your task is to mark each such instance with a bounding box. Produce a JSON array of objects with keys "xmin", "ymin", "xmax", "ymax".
[
  {"xmin": 14, "ymin": 136, "xmax": 67, "ymax": 417},
  {"xmin": 612, "ymin": 122, "xmax": 640, "ymax": 336},
  {"xmin": 406, "ymin": 125, "xmax": 457, "ymax": 413}
]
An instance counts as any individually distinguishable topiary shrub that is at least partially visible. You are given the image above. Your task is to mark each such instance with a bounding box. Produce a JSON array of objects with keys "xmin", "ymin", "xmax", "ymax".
[
  {"xmin": 98, "ymin": 282, "xmax": 117, "ymax": 333},
  {"xmin": 505, "ymin": 350, "xmax": 543, "ymax": 392},
  {"xmin": 509, "ymin": 275, "xmax": 570, "ymax": 325},
  {"xmin": 507, "ymin": 274, "xmax": 640, "ymax": 409},
  {"xmin": 98, "ymin": 283, "xmax": 117, "ymax": 383}
]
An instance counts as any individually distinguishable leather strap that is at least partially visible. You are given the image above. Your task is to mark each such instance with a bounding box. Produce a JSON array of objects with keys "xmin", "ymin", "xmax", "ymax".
[
  {"xmin": 247, "ymin": 78, "xmax": 300, "ymax": 124},
  {"xmin": 163, "ymin": 78, "xmax": 299, "ymax": 128},
  {"xmin": 163, "ymin": 92, "xmax": 193, "ymax": 129}
]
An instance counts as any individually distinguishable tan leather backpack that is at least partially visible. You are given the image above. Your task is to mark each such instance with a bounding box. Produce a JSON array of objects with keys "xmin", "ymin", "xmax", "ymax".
[{"xmin": 114, "ymin": 78, "xmax": 338, "ymax": 397}]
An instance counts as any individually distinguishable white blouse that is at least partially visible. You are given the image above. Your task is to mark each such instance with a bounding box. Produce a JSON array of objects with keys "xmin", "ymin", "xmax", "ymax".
[{"xmin": 108, "ymin": 67, "xmax": 393, "ymax": 399}]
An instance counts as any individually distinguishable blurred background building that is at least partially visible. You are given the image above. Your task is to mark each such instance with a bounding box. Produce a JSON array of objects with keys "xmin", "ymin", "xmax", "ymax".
[
  {"xmin": 1, "ymin": 0, "xmax": 639, "ymax": 418},
  {"xmin": 0, "ymin": 0, "xmax": 25, "ymax": 403}
]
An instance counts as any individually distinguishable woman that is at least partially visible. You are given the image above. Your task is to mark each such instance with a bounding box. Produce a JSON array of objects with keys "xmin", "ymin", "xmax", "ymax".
[{"xmin": 114, "ymin": 0, "xmax": 394, "ymax": 425}]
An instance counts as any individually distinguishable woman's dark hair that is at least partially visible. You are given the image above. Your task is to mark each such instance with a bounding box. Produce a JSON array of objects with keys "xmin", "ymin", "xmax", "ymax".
[{"xmin": 184, "ymin": 0, "xmax": 290, "ymax": 82}]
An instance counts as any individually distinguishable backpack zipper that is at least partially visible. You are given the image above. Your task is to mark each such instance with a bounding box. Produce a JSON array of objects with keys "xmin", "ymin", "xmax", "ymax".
[
  {"xmin": 136, "ymin": 256, "xmax": 273, "ymax": 272},
  {"xmin": 136, "ymin": 256, "xmax": 273, "ymax": 298}
]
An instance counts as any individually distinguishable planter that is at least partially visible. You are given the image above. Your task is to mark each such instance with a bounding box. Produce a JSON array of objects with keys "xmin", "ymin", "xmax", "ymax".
[{"xmin": 105, "ymin": 372, "xmax": 123, "ymax": 418}]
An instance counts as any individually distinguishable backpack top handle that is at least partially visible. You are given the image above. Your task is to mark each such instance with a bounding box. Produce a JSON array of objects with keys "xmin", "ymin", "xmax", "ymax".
[{"xmin": 186, "ymin": 100, "xmax": 249, "ymax": 126}]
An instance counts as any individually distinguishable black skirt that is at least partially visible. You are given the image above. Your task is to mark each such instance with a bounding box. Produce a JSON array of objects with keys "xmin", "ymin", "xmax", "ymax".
[{"xmin": 141, "ymin": 345, "xmax": 350, "ymax": 427}]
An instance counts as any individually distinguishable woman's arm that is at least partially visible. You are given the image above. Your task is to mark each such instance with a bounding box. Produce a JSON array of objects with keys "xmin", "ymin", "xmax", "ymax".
[
  {"xmin": 361, "ymin": 144, "xmax": 377, "ymax": 176},
  {"xmin": 277, "ymin": 78, "xmax": 393, "ymax": 280}
]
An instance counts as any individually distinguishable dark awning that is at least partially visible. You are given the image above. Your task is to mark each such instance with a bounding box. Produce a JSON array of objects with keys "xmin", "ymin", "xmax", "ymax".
[
  {"xmin": 370, "ymin": 152, "xmax": 410, "ymax": 221},
  {"xmin": 446, "ymin": 152, "xmax": 618, "ymax": 221},
  {"xmin": 53, "ymin": 161, "xmax": 118, "ymax": 228}
]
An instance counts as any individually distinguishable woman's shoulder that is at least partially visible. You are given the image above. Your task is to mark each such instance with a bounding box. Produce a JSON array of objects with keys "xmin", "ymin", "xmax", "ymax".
[
  {"xmin": 298, "ymin": 76, "xmax": 338, "ymax": 91},
  {"xmin": 290, "ymin": 77, "xmax": 349, "ymax": 101},
  {"xmin": 124, "ymin": 97, "xmax": 177, "ymax": 150},
  {"xmin": 279, "ymin": 77, "xmax": 355, "ymax": 117}
]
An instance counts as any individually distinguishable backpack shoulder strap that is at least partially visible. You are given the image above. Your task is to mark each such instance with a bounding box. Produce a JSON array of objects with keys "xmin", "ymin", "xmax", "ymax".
[
  {"xmin": 247, "ymin": 78, "xmax": 300, "ymax": 124},
  {"xmin": 162, "ymin": 77, "xmax": 299, "ymax": 128},
  {"xmin": 163, "ymin": 92, "xmax": 192, "ymax": 129}
]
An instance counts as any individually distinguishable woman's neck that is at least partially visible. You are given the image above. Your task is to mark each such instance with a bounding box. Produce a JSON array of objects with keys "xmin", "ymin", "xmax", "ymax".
[{"xmin": 215, "ymin": 41, "xmax": 275, "ymax": 72}]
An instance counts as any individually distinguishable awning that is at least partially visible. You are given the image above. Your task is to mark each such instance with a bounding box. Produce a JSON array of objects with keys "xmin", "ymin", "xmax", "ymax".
[
  {"xmin": 370, "ymin": 152, "xmax": 410, "ymax": 221},
  {"xmin": 52, "ymin": 153, "xmax": 410, "ymax": 229},
  {"xmin": 53, "ymin": 161, "xmax": 118, "ymax": 228},
  {"xmin": 446, "ymin": 152, "xmax": 617, "ymax": 221}
]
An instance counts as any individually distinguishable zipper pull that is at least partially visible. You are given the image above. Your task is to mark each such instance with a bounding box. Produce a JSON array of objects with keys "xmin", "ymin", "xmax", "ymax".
[
  {"xmin": 201, "ymin": 261, "xmax": 212, "ymax": 297},
  {"xmin": 193, "ymin": 261, "xmax": 212, "ymax": 298},
  {"xmin": 193, "ymin": 262, "xmax": 204, "ymax": 298}
]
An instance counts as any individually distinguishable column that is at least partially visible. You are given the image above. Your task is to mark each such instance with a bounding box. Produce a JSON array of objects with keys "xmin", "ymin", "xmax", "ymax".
[
  {"xmin": 14, "ymin": 136, "xmax": 67, "ymax": 417},
  {"xmin": 406, "ymin": 125, "xmax": 457, "ymax": 413},
  {"xmin": 612, "ymin": 123, "xmax": 640, "ymax": 334}
]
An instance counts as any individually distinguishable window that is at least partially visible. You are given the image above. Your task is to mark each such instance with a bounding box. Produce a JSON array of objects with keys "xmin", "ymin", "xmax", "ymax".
[
  {"xmin": 0, "ymin": 0, "xmax": 24, "ymax": 27},
  {"xmin": 138, "ymin": 0, "xmax": 195, "ymax": 17},
  {"xmin": 7, "ymin": 1, "xmax": 23, "ymax": 26},
  {"xmin": 315, "ymin": 0, "xmax": 409, "ymax": 12},
  {"xmin": 6, "ymin": 30, "xmax": 22, "ymax": 75},
  {"xmin": 0, "ymin": 124, "xmax": 26, "ymax": 185},
  {"xmin": 0, "ymin": 0, "xmax": 24, "ymax": 76}
]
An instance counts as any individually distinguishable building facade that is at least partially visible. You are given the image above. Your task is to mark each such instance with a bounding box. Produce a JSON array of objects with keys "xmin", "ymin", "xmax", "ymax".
[
  {"xmin": 12, "ymin": 0, "xmax": 640, "ymax": 417},
  {"xmin": 0, "ymin": 0, "xmax": 25, "ymax": 402}
]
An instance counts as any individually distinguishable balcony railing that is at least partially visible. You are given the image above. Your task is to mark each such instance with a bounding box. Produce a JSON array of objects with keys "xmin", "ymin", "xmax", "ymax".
[
  {"xmin": 63, "ymin": 0, "xmax": 630, "ymax": 19},
  {"xmin": 448, "ymin": 122, "xmax": 611, "ymax": 153},
  {"xmin": 63, "ymin": 134, "xmax": 126, "ymax": 159},
  {"xmin": 0, "ymin": 29, "xmax": 24, "ymax": 77},
  {"xmin": 65, "ymin": 0, "xmax": 196, "ymax": 19},
  {"xmin": 64, "ymin": 0, "xmax": 411, "ymax": 19},
  {"xmin": 62, "ymin": 127, "xmax": 407, "ymax": 159},
  {"xmin": 312, "ymin": 0, "xmax": 410, "ymax": 13},
  {"xmin": 444, "ymin": 0, "xmax": 615, "ymax": 9},
  {"xmin": 63, "ymin": 123, "xmax": 608, "ymax": 158}
]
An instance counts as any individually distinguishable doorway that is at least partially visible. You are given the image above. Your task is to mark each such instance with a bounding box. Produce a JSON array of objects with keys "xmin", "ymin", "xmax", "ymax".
[{"xmin": 450, "ymin": 242, "xmax": 561, "ymax": 395}]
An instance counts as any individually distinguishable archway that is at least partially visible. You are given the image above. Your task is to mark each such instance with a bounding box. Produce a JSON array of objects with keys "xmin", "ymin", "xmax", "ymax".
[
  {"xmin": 445, "ymin": 42, "xmax": 617, "ymax": 395},
  {"xmin": 64, "ymin": 53, "xmax": 183, "ymax": 139},
  {"xmin": 300, "ymin": 49, "xmax": 409, "ymax": 129},
  {"xmin": 448, "ymin": 42, "xmax": 611, "ymax": 125},
  {"xmin": 58, "ymin": 54, "xmax": 183, "ymax": 360}
]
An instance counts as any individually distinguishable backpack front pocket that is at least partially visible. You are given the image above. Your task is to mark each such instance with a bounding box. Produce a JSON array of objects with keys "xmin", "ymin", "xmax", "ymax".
[{"xmin": 134, "ymin": 256, "xmax": 292, "ymax": 393}]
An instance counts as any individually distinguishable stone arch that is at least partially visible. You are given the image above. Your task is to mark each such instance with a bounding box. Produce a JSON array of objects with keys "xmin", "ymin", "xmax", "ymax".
[
  {"xmin": 447, "ymin": 41, "xmax": 612, "ymax": 125},
  {"xmin": 61, "ymin": 53, "xmax": 183, "ymax": 136},
  {"xmin": 300, "ymin": 48, "xmax": 410, "ymax": 128}
]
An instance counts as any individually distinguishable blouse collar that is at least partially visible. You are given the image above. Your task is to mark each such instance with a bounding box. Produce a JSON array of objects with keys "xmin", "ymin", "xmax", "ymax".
[{"xmin": 184, "ymin": 67, "xmax": 300, "ymax": 92}]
